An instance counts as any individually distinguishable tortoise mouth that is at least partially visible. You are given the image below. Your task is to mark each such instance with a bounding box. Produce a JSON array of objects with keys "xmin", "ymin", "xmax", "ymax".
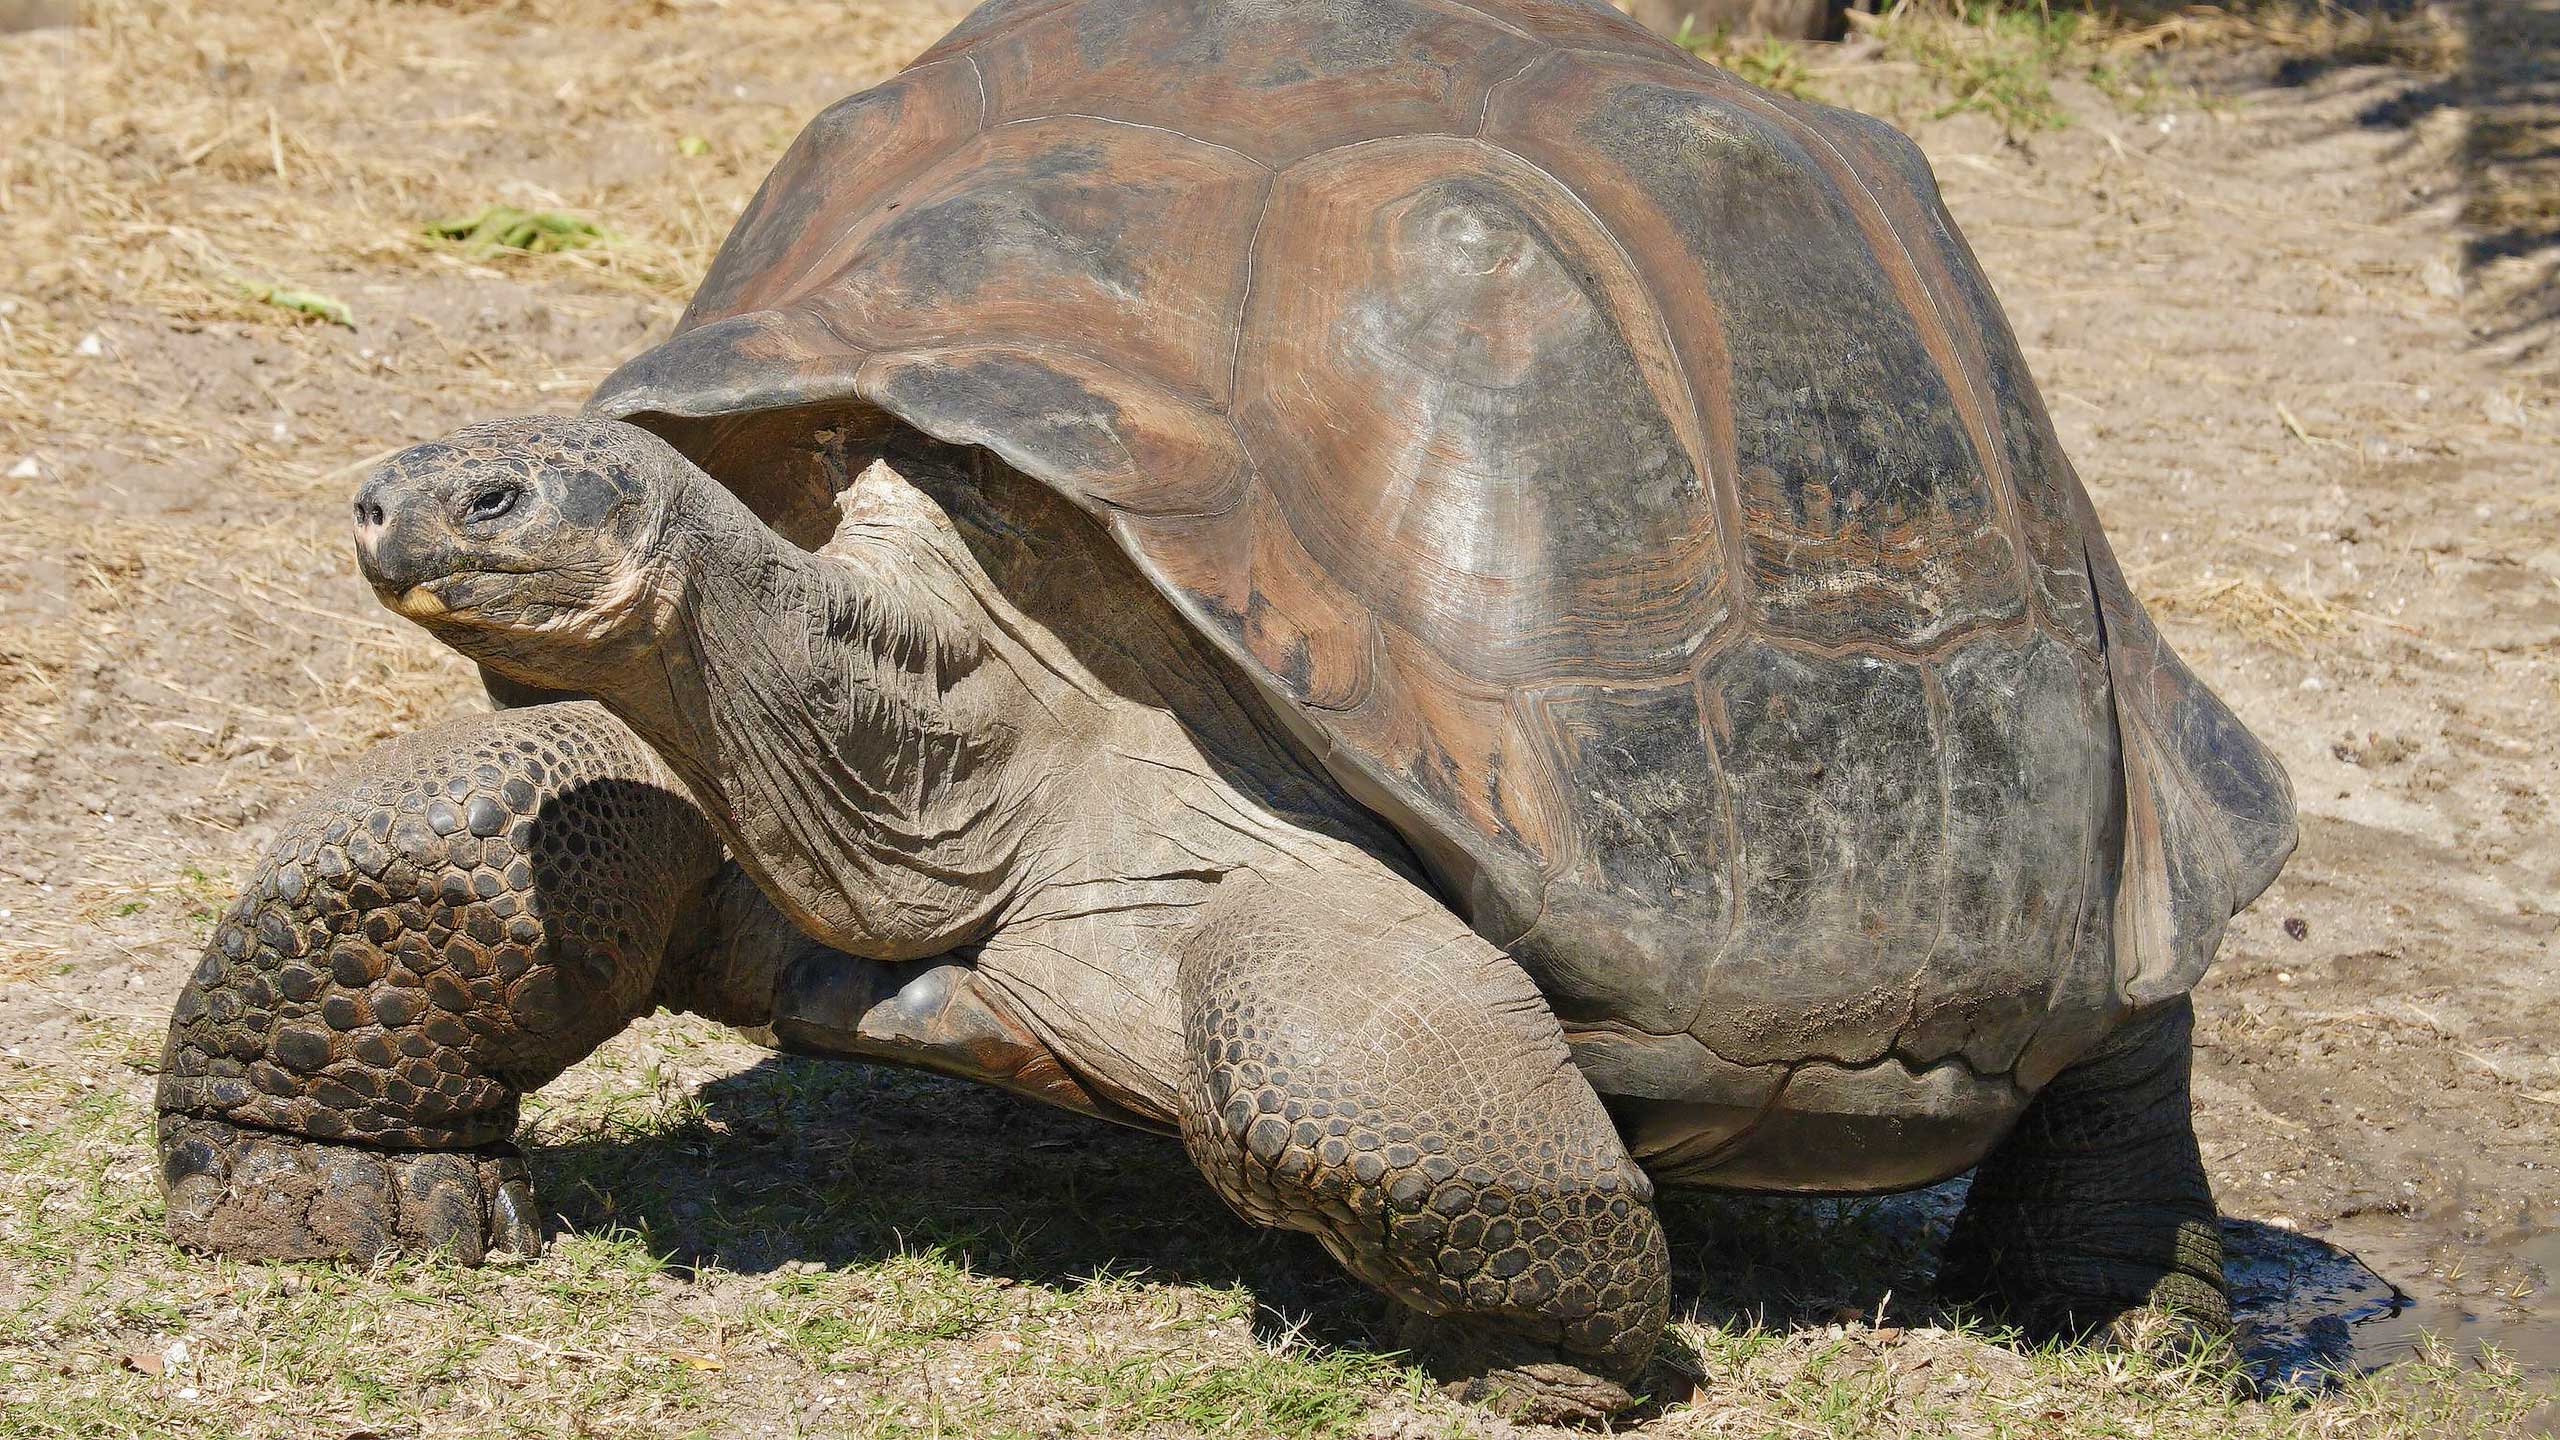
[
  {"xmin": 392, "ymin": 581, "xmax": 454, "ymax": 619},
  {"xmin": 379, "ymin": 565, "xmax": 669, "ymax": 654},
  {"xmin": 378, "ymin": 569, "xmax": 540, "ymax": 627}
]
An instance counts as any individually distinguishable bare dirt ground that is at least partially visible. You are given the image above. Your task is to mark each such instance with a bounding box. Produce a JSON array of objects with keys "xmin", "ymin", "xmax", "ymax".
[{"xmin": 1, "ymin": 2, "xmax": 2554, "ymax": 1436}]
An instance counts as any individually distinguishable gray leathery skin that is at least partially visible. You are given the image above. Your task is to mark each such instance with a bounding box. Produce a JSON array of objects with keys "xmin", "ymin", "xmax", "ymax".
[
  {"xmin": 1938, "ymin": 998, "xmax": 2230, "ymax": 1341},
  {"xmin": 350, "ymin": 418, "xmax": 1684, "ymax": 1413}
]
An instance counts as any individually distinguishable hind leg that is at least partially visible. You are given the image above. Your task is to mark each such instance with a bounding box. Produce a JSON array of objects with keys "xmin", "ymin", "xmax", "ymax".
[
  {"xmin": 1937, "ymin": 998, "xmax": 2229, "ymax": 1343},
  {"xmin": 1174, "ymin": 870, "xmax": 1669, "ymax": 1423},
  {"xmin": 156, "ymin": 701, "xmax": 791, "ymax": 1262}
]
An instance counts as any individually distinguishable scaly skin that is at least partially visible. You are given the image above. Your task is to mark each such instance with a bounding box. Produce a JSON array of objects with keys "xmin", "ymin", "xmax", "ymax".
[
  {"xmin": 156, "ymin": 701, "xmax": 726, "ymax": 1260},
  {"xmin": 157, "ymin": 1112, "xmax": 542, "ymax": 1265},
  {"xmin": 1937, "ymin": 997, "xmax": 2231, "ymax": 1342},
  {"xmin": 1176, "ymin": 870, "xmax": 1670, "ymax": 1423}
]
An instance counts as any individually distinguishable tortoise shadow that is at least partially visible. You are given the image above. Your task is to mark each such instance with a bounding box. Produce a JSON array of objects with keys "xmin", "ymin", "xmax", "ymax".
[
  {"xmin": 2004, "ymin": 0, "xmax": 2560, "ymax": 351},
  {"xmin": 529, "ymin": 1051, "xmax": 1384, "ymax": 1354},
  {"xmin": 526, "ymin": 1051, "xmax": 2400, "ymax": 1393}
]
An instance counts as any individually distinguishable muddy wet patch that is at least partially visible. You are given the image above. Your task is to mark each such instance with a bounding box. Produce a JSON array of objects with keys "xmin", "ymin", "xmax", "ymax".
[{"xmin": 2299, "ymin": 1220, "xmax": 2560, "ymax": 1381}]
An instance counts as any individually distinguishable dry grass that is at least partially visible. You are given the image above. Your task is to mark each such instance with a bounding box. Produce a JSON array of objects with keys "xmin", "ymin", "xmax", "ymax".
[
  {"xmin": 2144, "ymin": 572, "xmax": 2366, "ymax": 656},
  {"xmin": 0, "ymin": 0, "xmax": 954, "ymax": 984},
  {"xmin": 2103, "ymin": 3, "xmax": 2468, "ymax": 76}
]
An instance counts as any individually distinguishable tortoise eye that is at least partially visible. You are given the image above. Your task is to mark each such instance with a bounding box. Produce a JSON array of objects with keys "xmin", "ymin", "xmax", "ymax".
[{"xmin": 463, "ymin": 486, "xmax": 519, "ymax": 524}]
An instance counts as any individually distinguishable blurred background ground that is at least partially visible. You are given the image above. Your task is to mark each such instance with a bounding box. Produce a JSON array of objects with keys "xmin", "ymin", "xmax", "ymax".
[{"xmin": 1, "ymin": 1, "xmax": 2555, "ymax": 1436}]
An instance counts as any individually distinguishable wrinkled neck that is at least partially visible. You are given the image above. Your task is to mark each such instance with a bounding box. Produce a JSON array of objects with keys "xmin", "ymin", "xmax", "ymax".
[
  {"xmin": 604, "ymin": 479, "xmax": 1038, "ymax": 960},
  {"xmin": 595, "ymin": 487, "xmax": 806, "ymax": 779}
]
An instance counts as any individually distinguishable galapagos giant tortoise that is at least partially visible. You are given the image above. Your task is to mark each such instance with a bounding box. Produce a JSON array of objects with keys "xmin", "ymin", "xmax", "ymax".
[{"xmin": 158, "ymin": 0, "xmax": 2296, "ymax": 1418}]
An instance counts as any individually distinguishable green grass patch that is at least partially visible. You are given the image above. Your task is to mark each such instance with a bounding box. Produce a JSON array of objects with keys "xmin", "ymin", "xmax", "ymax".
[
  {"xmin": 748, "ymin": 1249, "xmax": 1011, "ymax": 1370},
  {"xmin": 425, "ymin": 205, "xmax": 609, "ymax": 254},
  {"xmin": 1674, "ymin": 22, "xmax": 1826, "ymax": 100},
  {"xmin": 1059, "ymin": 1345, "xmax": 1411, "ymax": 1438},
  {"xmin": 1863, "ymin": 1, "xmax": 2089, "ymax": 133},
  {"xmin": 1844, "ymin": 0, "xmax": 2467, "ymax": 138},
  {"xmin": 235, "ymin": 281, "xmax": 354, "ymax": 328}
]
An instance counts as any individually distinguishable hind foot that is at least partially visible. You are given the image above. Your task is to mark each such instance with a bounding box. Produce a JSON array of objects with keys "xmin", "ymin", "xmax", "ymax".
[{"xmin": 1939, "ymin": 998, "xmax": 2232, "ymax": 1345}]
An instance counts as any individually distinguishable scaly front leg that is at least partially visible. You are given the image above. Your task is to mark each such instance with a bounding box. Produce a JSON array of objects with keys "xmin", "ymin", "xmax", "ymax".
[
  {"xmin": 1174, "ymin": 869, "xmax": 1670, "ymax": 1423},
  {"xmin": 156, "ymin": 701, "xmax": 785, "ymax": 1262}
]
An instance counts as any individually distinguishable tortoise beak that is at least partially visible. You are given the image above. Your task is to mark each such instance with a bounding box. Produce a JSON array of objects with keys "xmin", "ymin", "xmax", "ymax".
[
  {"xmin": 390, "ymin": 584, "xmax": 451, "ymax": 619},
  {"xmin": 353, "ymin": 467, "xmax": 467, "ymax": 612}
]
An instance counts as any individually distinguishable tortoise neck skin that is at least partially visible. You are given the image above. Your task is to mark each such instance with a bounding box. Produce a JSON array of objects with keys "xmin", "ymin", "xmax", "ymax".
[
  {"xmin": 601, "ymin": 448, "xmax": 1371, "ymax": 976},
  {"xmin": 601, "ymin": 464, "xmax": 1049, "ymax": 963}
]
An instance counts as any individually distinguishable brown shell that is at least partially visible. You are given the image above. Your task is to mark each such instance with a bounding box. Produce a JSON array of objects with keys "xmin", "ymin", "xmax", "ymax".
[{"xmin": 592, "ymin": 0, "xmax": 2294, "ymax": 1100}]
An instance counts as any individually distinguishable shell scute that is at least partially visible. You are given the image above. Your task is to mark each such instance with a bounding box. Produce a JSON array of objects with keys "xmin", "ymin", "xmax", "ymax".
[
  {"xmin": 1902, "ymin": 630, "xmax": 2114, "ymax": 1075},
  {"xmin": 681, "ymin": 60, "xmax": 985, "ymax": 329},
  {"xmin": 1115, "ymin": 490, "xmax": 1381, "ymax": 709},
  {"xmin": 1817, "ymin": 109, "xmax": 2102, "ymax": 650},
  {"xmin": 968, "ymin": 0, "xmax": 1539, "ymax": 165},
  {"xmin": 1519, "ymin": 680, "xmax": 1733, "ymax": 1034},
  {"xmin": 813, "ymin": 119, "xmax": 1263, "ymax": 400},
  {"xmin": 2097, "ymin": 563, "xmax": 2298, "ymax": 1004},
  {"xmin": 858, "ymin": 347, "xmax": 1254, "ymax": 519},
  {"xmin": 1235, "ymin": 137, "xmax": 1725, "ymax": 691},
  {"xmin": 1496, "ymin": 60, "xmax": 2027, "ymax": 650},
  {"xmin": 1686, "ymin": 642, "xmax": 1944, "ymax": 1068}
]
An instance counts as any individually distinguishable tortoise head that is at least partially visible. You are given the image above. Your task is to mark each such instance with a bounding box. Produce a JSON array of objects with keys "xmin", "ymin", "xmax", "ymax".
[{"xmin": 352, "ymin": 416, "xmax": 692, "ymax": 690}]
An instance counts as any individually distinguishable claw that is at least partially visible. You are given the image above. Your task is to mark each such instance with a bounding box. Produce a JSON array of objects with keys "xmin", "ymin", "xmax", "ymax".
[
  {"xmin": 397, "ymin": 1152, "xmax": 488, "ymax": 1264},
  {"xmin": 486, "ymin": 1168, "xmax": 545, "ymax": 1257}
]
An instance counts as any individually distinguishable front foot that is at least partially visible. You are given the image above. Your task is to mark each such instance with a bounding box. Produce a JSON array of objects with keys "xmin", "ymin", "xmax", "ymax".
[
  {"xmin": 1396, "ymin": 1312, "xmax": 1641, "ymax": 1427},
  {"xmin": 159, "ymin": 1114, "xmax": 541, "ymax": 1265}
]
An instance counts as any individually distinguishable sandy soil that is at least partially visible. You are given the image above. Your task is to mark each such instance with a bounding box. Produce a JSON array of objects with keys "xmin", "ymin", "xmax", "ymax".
[{"xmin": 1, "ymin": 1, "xmax": 2554, "ymax": 1435}]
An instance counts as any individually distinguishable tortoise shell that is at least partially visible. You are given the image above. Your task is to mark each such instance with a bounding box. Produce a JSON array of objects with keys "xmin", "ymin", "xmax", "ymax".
[{"xmin": 591, "ymin": 0, "xmax": 2295, "ymax": 1176}]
